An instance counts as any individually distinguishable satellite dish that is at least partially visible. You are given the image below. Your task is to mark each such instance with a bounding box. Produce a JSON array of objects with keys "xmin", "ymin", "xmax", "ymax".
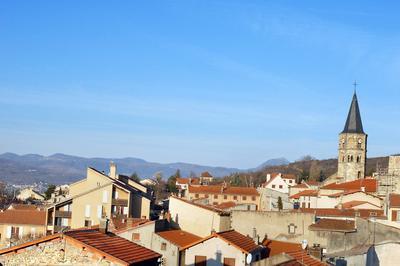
[
  {"xmin": 246, "ymin": 253, "xmax": 253, "ymax": 264},
  {"xmin": 301, "ymin": 239, "xmax": 308, "ymax": 250}
]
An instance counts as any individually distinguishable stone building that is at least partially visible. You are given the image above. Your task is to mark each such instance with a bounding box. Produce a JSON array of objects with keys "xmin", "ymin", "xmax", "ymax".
[{"xmin": 337, "ymin": 92, "xmax": 367, "ymax": 182}]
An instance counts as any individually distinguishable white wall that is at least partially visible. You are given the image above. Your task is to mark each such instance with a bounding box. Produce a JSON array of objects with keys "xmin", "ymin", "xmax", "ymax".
[
  {"xmin": 169, "ymin": 197, "xmax": 230, "ymax": 237},
  {"xmin": 185, "ymin": 237, "xmax": 246, "ymax": 266}
]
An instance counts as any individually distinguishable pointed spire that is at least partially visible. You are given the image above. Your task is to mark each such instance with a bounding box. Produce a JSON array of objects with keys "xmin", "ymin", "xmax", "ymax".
[{"xmin": 342, "ymin": 92, "xmax": 365, "ymax": 134}]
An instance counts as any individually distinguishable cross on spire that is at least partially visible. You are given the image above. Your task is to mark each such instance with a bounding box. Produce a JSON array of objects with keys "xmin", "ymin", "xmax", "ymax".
[{"xmin": 353, "ymin": 80, "xmax": 358, "ymax": 92}]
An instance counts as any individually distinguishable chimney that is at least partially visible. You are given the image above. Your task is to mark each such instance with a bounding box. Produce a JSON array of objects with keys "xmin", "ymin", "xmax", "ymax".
[
  {"xmin": 361, "ymin": 186, "xmax": 365, "ymax": 192},
  {"xmin": 99, "ymin": 218, "xmax": 109, "ymax": 234},
  {"xmin": 266, "ymin": 174, "xmax": 271, "ymax": 182},
  {"xmin": 109, "ymin": 162, "xmax": 117, "ymax": 179},
  {"xmin": 252, "ymin": 228, "xmax": 258, "ymax": 243}
]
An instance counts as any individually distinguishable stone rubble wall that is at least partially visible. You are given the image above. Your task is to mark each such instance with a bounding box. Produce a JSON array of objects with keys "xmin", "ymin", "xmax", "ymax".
[{"xmin": 0, "ymin": 239, "xmax": 114, "ymax": 266}]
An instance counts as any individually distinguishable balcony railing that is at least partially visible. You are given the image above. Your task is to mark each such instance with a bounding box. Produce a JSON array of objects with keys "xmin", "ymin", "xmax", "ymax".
[
  {"xmin": 55, "ymin": 211, "xmax": 72, "ymax": 218},
  {"xmin": 112, "ymin": 198, "xmax": 128, "ymax": 206}
]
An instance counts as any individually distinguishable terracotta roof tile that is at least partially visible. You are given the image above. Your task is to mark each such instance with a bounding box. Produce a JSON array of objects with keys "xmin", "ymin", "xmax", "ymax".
[
  {"xmin": 282, "ymin": 174, "xmax": 297, "ymax": 180},
  {"xmin": 65, "ymin": 229, "xmax": 161, "ymax": 265},
  {"xmin": 261, "ymin": 239, "xmax": 326, "ymax": 266},
  {"xmin": 262, "ymin": 239, "xmax": 302, "ymax": 256},
  {"xmin": 286, "ymin": 250, "xmax": 326, "ymax": 266},
  {"xmin": 309, "ymin": 219, "xmax": 355, "ymax": 232},
  {"xmin": 289, "ymin": 190, "xmax": 318, "ymax": 199},
  {"xmin": 390, "ymin": 193, "xmax": 400, "ymax": 208},
  {"xmin": 216, "ymin": 230, "xmax": 259, "ymax": 253},
  {"xmin": 157, "ymin": 230, "xmax": 202, "ymax": 248},
  {"xmin": 188, "ymin": 185, "xmax": 259, "ymax": 196},
  {"xmin": 339, "ymin": 200, "xmax": 380, "ymax": 209},
  {"xmin": 176, "ymin": 178, "xmax": 199, "ymax": 185},
  {"xmin": 214, "ymin": 201, "xmax": 237, "ymax": 210},
  {"xmin": 200, "ymin": 171, "xmax": 213, "ymax": 178},
  {"xmin": 170, "ymin": 196, "xmax": 230, "ymax": 215},
  {"xmin": 0, "ymin": 208, "xmax": 46, "ymax": 226},
  {"xmin": 320, "ymin": 179, "xmax": 377, "ymax": 193},
  {"xmin": 305, "ymin": 181, "xmax": 321, "ymax": 186}
]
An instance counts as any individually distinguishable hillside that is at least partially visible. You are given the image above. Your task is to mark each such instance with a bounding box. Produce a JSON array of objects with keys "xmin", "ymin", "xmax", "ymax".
[{"xmin": 0, "ymin": 153, "xmax": 287, "ymax": 185}]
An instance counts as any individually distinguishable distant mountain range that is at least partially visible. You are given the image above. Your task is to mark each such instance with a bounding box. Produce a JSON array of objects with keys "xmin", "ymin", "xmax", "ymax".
[{"xmin": 0, "ymin": 153, "xmax": 289, "ymax": 185}]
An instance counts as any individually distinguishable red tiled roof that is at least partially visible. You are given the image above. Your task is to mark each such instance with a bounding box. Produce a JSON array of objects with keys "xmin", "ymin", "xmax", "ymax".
[
  {"xmin": 157, "ymin": 230, "xmax": 202, "ymax": 248},
  {"xmin": 282, "ymin": 174, "xmax": 297, "ymax": 180},
  {"xmin": 305, "ymin": 181, "xmax": 321, "ymax": 186},
  {"xmin": 65, "ymin": 229, "xmax": 161, "ymax": 265},
  {"xmin": 0, "ymin": 208, "xmax": 46, "ymax": 226},
  {"xmin": 188, "ymin": 185, "xmax": 259, "ymax": 196},
  {"xmin": 214, "ymin": 201, "xmax": 237, "ymax": 210},
  {"xmin": 320, "ymin": 179, "xmax": 377, "ymax": 193},
  {"xmin": 289, "ymin": 190, "xmax": 318, "ymax": 199},
  {"xmin": 262, "ymin": 239, "xmax": 302, "ymax": 256},
  {"xmin": 201, "ymin": 171, "xmax": 213, "ymax": 178},
  {"xmin": 261, "ymin": 239, "xmax": 325, "ymax": 266},
  {"xmin": 339, "ymin": 200, "xmax": 380, "ymax": 209},
  {"xmin": 111, "ymin": 217, "xmax": 151, "ymax": 232},
  {"xmin": 170, "ymin": 196, "xmax": 230, "ymax": 215},
  {"xmin": 295, "ymin": 208, "xmax": 385, "ymax": 219},
  {"xmin": 390, "ymin": 193, "xmax": 400, "ymax": 208},
  {"xmin": 286, "ymin": 250, "xmax": 326, "ymax": 266},
  {"xmin": 181, "ymin": 230, "xmax": 259, "ymax": 254},
  {"xmin": 176, "ymin": 178, "xmax": 200, "ymax": 185},
  {"xmin": 216, "ymin": 230, "xmax": 259, "ymax": 253},
  {"xmin": 309, "ymin": 219, "xmax": 356, "ymax": 232}
]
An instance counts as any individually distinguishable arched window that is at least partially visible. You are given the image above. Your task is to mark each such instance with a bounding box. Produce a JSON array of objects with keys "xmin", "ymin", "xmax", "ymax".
[{"xmin": 351, "ymin": 155, "xmax": 354, "ymax": 162}]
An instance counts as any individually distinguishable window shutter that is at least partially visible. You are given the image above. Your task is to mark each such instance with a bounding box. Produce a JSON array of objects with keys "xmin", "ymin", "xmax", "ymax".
[
  {"xmin": 392, "ymin": 210, "xmax": 398, "ymax": 221},
  {"xmin": 85, "ymin": 205, "xmax": 91, "ymax": 218},
  {"xmin": 102, "ymin": 191, "xmax": 108, "ymax": 203},
  {"xmin": 6, "ymin": 226, "xmax": 11, "ymax": 238},
  {"xmin": 97, "ymin": 205, "xmax": 102, "ymax": 218}
]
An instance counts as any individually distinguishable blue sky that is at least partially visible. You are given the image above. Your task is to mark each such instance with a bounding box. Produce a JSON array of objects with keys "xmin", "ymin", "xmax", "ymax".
[{"xmin": 1, "ymin": 1, "xmax": 400, "ymax": 168}]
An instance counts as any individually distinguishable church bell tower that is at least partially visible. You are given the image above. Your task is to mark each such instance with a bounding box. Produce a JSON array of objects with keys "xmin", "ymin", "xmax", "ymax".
[{"xmin": 337, "ymin": 91, "xmax": 367, "ymax": 182}]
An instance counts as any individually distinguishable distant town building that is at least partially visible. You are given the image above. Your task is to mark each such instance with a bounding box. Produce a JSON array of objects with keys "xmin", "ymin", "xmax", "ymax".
[
  {"xmin": 16, "ymin": 187, "xmax": 44, "ymax": 202},
  {"xmin": 186, "ymin": 184, "xmax": 260, "ymax": 210},
  {"xmin": 261, "ymin": 173, "xmax": 296, "ymax": 194}
]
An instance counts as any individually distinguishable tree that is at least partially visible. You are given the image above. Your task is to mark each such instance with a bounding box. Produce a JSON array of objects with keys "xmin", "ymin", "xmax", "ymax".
[
  {"xmin": 174, "ymin": 169, "xmax": 181, "ymax": 179},
  {"xmin": 130, "ymin": 172, "xmax": 140, "ymax": 183},
  {"xmin": 44, "ymin": 184, "xmax": 56, "ymax": 200},
  {"xmin": 167, "ymin": 175, "xmax": 178, "ymax": 194},
  {"xmin": 277, "ymin": 196, "xmax": 283, "ymax": 211},
  {"xmin": 297, "ymin": 155, "xmax": 316, "ymax": 162}
]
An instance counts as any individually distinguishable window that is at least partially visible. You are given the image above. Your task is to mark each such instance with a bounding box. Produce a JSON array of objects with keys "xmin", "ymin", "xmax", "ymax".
[
  {"xmin": 97, "ymin": 205, "xmax": 103, "ymax": 219},
  {"xmin": 233, "ymin": 196, "xmax": 237, "ymax": 200},
  {"xmin": 252, "ymin": 196, "xmax": 256, "ymax": 201},
  {"xmin": 357, "ymin": 156, "xmax": 360, "ymax": 163},
  {"xmin": 205, "ymin": 194, "xmax": 209, "ymax": 198},
  {"xmin": 247, "ymin": 205, "xmax": 251, "ymax": 211},
  {"xmin": 279, "ymin": 185, "xmax": 283, "ymax": 189},
  {"xmin": 11, "ymin": 227, "xmax": 20, "ymax": 238},
  {"xmin": 30, "ymin": 228, "xmax": 36, "ymax": 238},
  {"xmin": 224, "ymin": 258, "xmax": 236, "ymax": 266},
  {"xmin": 358, "ymin": 171, "xmax": 361, "ymax": 179},
  {"xmin": 272, "ymin": 185, "xmax": 276, "ymax": 188},
  {"xmin": 224, "ymin": 195, "xmax": 227, "ymax": 200},
  {"xmin": 161, "ymin": 242, "xmax": 167, "ymax": 250},
  {"xmin": 195, "ymin": 256, "xmax": 207, "ymax": 266},
  {"xmin": 132, "ymin": 233, "xmax": 140, "ymax": 241},
  {"xmin": 289, "ymin": 180, "xmax": 293, "ymax": 184},
  {"xmin": 195, "ymin": 194, "xmax": 199, "ymax": 199},
  {"xmin": 243, "ymin": 196, "xmax": 247, "ymax": 200},
  {"xmin": 84, "ymin": 220, "xmax": 92, "ymax": 227},
  {"xmin": 214, "ymin": 195, "xmax": 218, "ymax": 199},
  {"xmin": 288, "ymin": 223, "xmax": 297, "ymax": 234}
]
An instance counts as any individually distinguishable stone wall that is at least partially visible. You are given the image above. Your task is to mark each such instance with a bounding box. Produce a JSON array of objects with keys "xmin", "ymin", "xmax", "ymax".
[
  {"xmin": 0, "ymin": 238, "xmax": 115, "ymax": 266},
  {"xmin": 231, "ymin": 210, "xmax": 327, "ymax": 247}
]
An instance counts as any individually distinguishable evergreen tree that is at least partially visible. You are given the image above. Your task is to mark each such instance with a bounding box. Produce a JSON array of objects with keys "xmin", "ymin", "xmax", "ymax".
[{"xmin": 277, "ymin": 196, "xmax": 283, "ymax": 211}]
